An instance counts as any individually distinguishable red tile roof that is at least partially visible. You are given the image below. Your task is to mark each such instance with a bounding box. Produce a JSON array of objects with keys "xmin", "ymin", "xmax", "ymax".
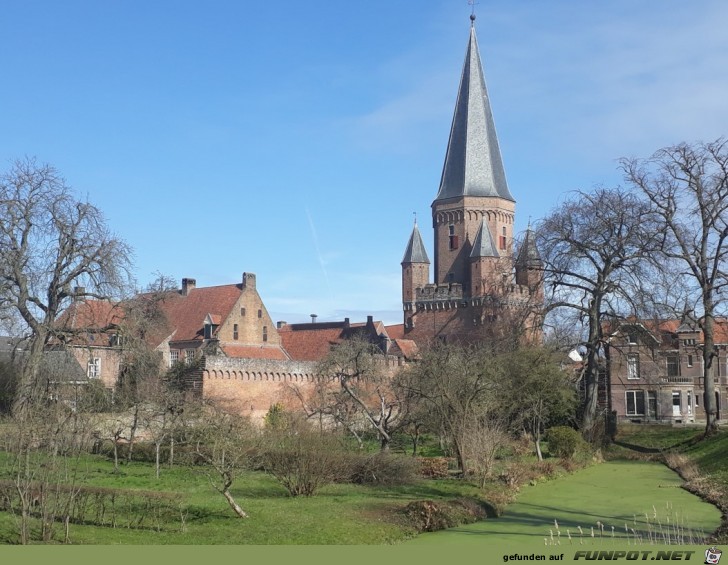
[
  {"xmin": 221, "ymin": 344, "xmax": 289, "ymax": 360},
  {"xmin": 385, "ymin": 324, "xmax": 405, "ymax": 340},
  {"xmin": 611, "ymin": 318, "xmax": 728, "ymax": 345},
  {"xmin": 152, "ymin": 284, "xmax": 242, "ymax": 345},
  {"xmin": 57, "ymin": 300, "xmax": 124, "ymax": 331},
  {"xmin": 392, "ymin": 338, "xmax": 419, "ymax": 360},
  {"xmin": 278, "ymin": 325, "xmax": 347, "ymax": 361}
]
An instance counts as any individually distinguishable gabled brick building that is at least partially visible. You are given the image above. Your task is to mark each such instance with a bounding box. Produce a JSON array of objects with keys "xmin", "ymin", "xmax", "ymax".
[
  {"xmin": 400, "ymin": 18, "xmax": 543, "ymax": 345},
  {"xmin": 608, "ymin": 319, "xmax": 728, "ymax": 424},
  {"xmin": 55, "ymin": 274, "xmax": 408, "ymax": 420}
]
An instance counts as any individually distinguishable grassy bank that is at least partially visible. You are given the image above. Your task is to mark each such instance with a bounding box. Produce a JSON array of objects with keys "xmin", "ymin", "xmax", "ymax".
[{"xmin": 611, "ymin": 425, "xmax": 728, "ymax": 543}]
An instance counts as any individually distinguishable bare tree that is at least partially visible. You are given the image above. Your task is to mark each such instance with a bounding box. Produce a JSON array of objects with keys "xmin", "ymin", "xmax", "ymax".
[
  {"xmin": 189, "ymin": 400, "xmax": 256, "ymax": 519},
  {"xmin": 316, "ymin": 337, "xmax": 412, "ymax": 451},
  {"xmin": 536, "ymin": 187, "xmax": 658, "ymax": 437},
  {"xmin": 404, "ymin": 343, "xmax": 500, "ymax": 476},
  {"xmin": 139, "ymin": 378, "xmax": 185, "ymax": 479},
  {"xmin": 0, "ymin": 158, "xmax": 132, "ymax": 413},
  {"xmin": 622, "ymin": 139, "xmax": 728, "ymax": 434},
  {"xmin": 461, "ymin": 416, "xmax": 509, "ymax": 488}
]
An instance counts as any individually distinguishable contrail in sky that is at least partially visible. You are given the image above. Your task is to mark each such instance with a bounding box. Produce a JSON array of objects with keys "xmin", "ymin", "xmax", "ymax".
[{"xmin": 305, "ymin": 207, "xmax": 333, "ymax": 298}]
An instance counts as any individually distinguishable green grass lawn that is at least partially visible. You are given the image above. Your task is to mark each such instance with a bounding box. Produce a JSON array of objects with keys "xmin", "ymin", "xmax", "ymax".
[{"xmin": 0, "ymin": 453, "xmax": 487, "ymax": 544}]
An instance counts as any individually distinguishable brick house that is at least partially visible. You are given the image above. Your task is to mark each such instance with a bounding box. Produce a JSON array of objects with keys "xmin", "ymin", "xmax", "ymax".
[
  {"xmin": 607, "ymin": 319, "xmax": 728, "ymax": 424},
  {"xmin": 55, "ymin": 274, "xmax": 409, "ymax": 420},
  {"xmin": 400, "ymin": 20, "xmax": 543, "ymax": 345}
]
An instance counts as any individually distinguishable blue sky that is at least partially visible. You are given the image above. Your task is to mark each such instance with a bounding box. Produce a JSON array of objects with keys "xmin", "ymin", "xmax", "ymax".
[{"xmin": 2, "ymin": 1, "xmax": 728, "ymax": 326}]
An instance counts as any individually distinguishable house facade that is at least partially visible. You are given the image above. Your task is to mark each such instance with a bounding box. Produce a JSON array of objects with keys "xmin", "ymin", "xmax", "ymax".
[
  {"xmin": 400, "ymin": 18, "xmax": 542, "ymax": 345},
  {"xmin": 608, "ymin": 320, "xmax": 728, "ymax": 424}
]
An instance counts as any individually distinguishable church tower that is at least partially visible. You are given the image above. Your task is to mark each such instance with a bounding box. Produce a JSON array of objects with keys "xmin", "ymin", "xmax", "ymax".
[
  {"xmin": 400, "ymin": 15, "xmax": 541, "ymax": 343},
  {"xmin": 433, "ymin": 16, "xmax": 515, "ymax": 289}
]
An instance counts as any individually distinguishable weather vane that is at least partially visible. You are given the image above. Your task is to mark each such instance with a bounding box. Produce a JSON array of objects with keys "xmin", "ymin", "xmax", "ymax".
[{"xmin": 413, "ymin": 211, "xmax": 417, "ymax": 226}]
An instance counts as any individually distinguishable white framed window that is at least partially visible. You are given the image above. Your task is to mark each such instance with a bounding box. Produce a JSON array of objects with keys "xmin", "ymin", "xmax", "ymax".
[
  {"xmin": 626, "ymin": 390, "xmax": 645, "ymax": 416},
  {"xmin": 170, "ymin": 350, "xmax": 179, "ymax": 367},
  {"xmin": 186, "ymin": 349, "xmax": 196, "ymax": 365},
  {"xmin": 627, "ymin": 354, "xmax": 640, "ymax": 379},
  {"xmin": 87, "ymin": 358, "xmax": 101, "ymax": 379}
]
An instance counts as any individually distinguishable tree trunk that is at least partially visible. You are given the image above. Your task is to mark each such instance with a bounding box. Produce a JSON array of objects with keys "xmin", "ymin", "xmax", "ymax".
[
  {"xmin": 12, "ymin": 332, "xmax": 47, "ymax": 416},
  {"xmin": 127, "ymin": 404, "xmax": 139, "ymax": 463},
  {"xmin": 222, "ymin": 488, "xmax": 248, "ymax": 518},
  {"xmin": 380, "ymin": 436, "xmax": 390, "ymax": 452},
  {"xmin": 581, "ymin": 295, "xmax": 603, "ymax": 438},
  {"xmin": 113, "ymin": 440, "xmax": 119, "ymax": 473},
  {"xmin": 155, "ymin": 442, "xmax": 161, "ymax": 479},
  {"xmin": 453, "ymin": 437, "xmax": 468, "ymax": 477},
  {"xmin": 411, "ymin": 426, "xmax": 420, "ymax": 456},
  {"xmin": 702, "ymin": 309, "xmax": 718, "ymax": 436}
]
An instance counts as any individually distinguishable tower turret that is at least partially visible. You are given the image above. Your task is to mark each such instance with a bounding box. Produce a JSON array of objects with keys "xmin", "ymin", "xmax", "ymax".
[
  {"xmin": 470, "ymin": 218, "xmax": 502, "ymax": 297},
  {"xmin": 515, "ymin": 227, "xmax": 543, "ymax": 298},
  {"xmin": 401, "ymin": 222, "xmax": 430, "ymax": 327}
]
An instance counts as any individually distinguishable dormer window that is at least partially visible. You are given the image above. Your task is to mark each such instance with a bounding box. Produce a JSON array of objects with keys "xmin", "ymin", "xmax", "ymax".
[
  {"xmin": 204, "ymin": 324, "xmax": 213, "ymax": 339},
  {"xmin": 627, "ymin": 332, "xmax": 638, "ymax": 345}
]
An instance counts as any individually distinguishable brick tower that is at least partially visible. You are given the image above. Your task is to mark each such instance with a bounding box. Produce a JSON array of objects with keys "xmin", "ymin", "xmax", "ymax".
[{"xmin": 401, "ymin": 16, "xmax": 542, "ymax": 344}]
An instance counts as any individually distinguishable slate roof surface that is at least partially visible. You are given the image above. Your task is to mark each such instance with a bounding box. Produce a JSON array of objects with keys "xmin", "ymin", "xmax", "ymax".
[
  {"xmin": 435, "ymin": 24, "xmax": 513, "ymax": 203},
  {"xmin": 402, "ymin": 224, "xmax": 430, "ymax": 264},
  {"xmin": 470, "ymin": 219, "xmax": 500, "ymax": 258}
]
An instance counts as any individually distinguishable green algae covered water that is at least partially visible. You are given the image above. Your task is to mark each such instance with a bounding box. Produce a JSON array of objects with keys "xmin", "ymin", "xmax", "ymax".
[{"xmin": 405, "ymin": 461, "xmax": 722, "ymax": 550}]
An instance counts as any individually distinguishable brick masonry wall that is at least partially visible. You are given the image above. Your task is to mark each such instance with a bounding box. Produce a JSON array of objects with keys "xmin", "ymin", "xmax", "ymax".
[{"xmin": 201, "ymin": 354, "xmax": 404, "ymax": 422}]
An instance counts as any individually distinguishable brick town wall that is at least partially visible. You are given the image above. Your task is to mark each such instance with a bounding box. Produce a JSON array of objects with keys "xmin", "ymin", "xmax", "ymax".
[{"xmin": 201, "ymin": 354, "xmax": 404, "ymax": 422}]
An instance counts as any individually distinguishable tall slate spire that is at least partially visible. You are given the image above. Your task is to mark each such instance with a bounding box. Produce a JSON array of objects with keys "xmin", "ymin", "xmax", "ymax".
[
  {"xmin": 435, "ymin": 21, "xmax": 514, "ymax": 202},
  {"xmin": 401, "ymin": 222, "xmax": 430, "ymax": 264}
]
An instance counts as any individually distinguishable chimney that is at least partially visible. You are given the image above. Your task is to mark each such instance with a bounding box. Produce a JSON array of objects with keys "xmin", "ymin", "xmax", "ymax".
[
  {"xmin": 344, "ymin": 317, "xmax": 350, "ymax": 329},
  {"xmin": 73, "ymin": 286, "xmax": 86, "ymax": 301},
  {"xmin": 181, "ymin": 278, "xmax": 196, "ymax": 296},
  {"xmin": 242, "ymin": 272, "xmax": 256, "ymax": 289},
  {"xmin": 367, "ymin": 315, "xmax": 374, "ymax": 325},
  {"xmin": 277, "ymin": 321, "xmax": 287, "ymax": 329},
  {"xmin": 310, "ymin": 314, "xmax": 317, "ymax": 324}
]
